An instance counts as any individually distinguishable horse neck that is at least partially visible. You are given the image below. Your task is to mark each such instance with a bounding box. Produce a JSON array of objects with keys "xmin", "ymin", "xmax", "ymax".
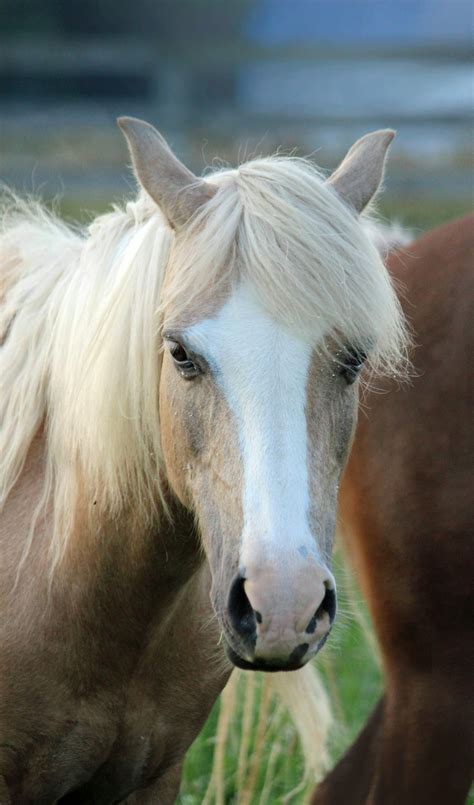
[
  {"xmin": 4, "ymin": 430, "xmax": 202, "ymax": 627},
  {"xmin": 66, "ymin": 492, "xmax": 201, "ymax": 601}
]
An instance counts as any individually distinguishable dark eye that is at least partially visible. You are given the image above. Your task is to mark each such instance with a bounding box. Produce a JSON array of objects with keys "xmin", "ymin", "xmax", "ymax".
[
  {"xmin": 169, "ymin": 341, "xmax": 201, "ymax": 378},
  {"xmin": 339, "ymin": 347, "xmax": 367, "ymax": 385},
  {"xmin": 171, "ymin": 343, "xmax": 188, "ymax": 363}
]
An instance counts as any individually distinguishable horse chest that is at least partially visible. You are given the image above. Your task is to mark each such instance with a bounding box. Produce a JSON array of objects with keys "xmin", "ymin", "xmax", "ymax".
[
  {"xmin": 2, "ymin": 564, "xmax": 226, "ymax": 803},
  {"xmin": 5, "ymin": 679, "xmax": 193, "ymax": 803}
]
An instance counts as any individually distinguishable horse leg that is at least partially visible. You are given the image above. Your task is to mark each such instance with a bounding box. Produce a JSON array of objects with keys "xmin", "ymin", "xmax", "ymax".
[
  {"xmin": 365, "ymin": 678, "xmax": 473, "ymax": 805},
  {"xmin": 314, "ymin": 675, "xmax": 473, "ymax": 805},
  {"xmin": 312, "ymin": 697, "xmax": 384, "ymax": 805}
]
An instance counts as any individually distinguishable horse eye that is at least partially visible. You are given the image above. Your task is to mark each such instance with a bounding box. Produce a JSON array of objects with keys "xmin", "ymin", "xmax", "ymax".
[
  {"xmin": 171, "ymin": 343, "xmax": 189, "ymax": 363},
  {"xmin": 169, "ymin": 341, "xmax": 201, "ymax": 378},
  {"xmin": 339, "ymin": 347, "xmax": 367, "ymax": 385}
]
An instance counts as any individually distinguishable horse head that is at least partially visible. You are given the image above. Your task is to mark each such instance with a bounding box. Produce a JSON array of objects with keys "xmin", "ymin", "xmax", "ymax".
[{"xmin": 119, "ymin": 118, "xmax": 404, "ymax": 672}]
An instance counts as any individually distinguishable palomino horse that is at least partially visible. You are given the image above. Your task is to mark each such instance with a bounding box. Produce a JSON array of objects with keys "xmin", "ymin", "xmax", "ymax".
[
  {"xmin": 313, "ymin": 214, "xmax": 474, "ymax": 805},
  {"xmin": 0, "ymin": 119, "xmax": 407, "ymax": 803}
]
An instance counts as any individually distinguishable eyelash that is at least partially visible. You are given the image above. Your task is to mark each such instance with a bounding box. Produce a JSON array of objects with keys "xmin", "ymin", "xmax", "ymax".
[{"xmin": 338, "ymin": 347, "xmax": 367, "ymax": 385}]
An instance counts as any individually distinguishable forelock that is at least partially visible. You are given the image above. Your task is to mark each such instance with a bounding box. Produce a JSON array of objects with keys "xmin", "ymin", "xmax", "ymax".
[{"xmin": 162, "ymin": 154, "xmax": 409, "ymax": 375}]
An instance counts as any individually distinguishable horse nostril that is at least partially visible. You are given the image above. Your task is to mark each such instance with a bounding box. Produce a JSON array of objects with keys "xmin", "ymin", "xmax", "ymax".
[
  {"xmin": 321, "ymin": 586, "xmax": 337, "ymax": 623},
  {"xmin": 306, "ymin": 586, "xmax": 337, "ymax": 633},
  {"xmin": 227, "ymin": 574, "xmax": 257, "ymax": 646},
  {"xmin": 289, "ymin": 643, "xmax": 309, "ymax": 664},
  {"xmin": 305, "ymin": 611, "xmax": 318, "ymax": 634}
]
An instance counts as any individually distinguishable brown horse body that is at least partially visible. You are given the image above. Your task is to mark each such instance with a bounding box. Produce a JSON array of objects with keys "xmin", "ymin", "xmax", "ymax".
[{"xmin": 314, "ymin": 215, "xmax": 474, "ymax": 804}]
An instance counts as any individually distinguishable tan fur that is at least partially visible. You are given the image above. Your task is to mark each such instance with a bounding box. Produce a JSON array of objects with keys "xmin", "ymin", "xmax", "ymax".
[
  {"xmin": 0, "ymin": 434, "xmax": 230, "ymax": 802},
  {"xmin": 305, "ymin": 351, "xmax": 359, "ymax": 566}
]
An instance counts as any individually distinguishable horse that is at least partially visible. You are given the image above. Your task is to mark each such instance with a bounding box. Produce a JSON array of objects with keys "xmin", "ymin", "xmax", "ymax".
[
  {"xmin": 0, "ymin": 118, "xmax": 408, "ymax": 803},
  {"xmin": 312, "ymin": 213, "xmax": 474, "ymax": 805}
]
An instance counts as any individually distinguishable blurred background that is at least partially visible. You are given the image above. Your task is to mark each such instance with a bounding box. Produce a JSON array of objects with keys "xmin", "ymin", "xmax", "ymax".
[
  {"xmin": 1, "ymin": 2, "xmax": 472, "ymax": 802},
  {"xmin": 1, "ymin": 0, "xmax": 472, "ymax": 229}
]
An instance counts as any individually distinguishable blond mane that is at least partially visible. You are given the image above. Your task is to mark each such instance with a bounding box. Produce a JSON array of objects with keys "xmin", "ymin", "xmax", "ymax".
[{"xmin": 0, "ymin": 156, "xmax": 408, "ymax": 569}]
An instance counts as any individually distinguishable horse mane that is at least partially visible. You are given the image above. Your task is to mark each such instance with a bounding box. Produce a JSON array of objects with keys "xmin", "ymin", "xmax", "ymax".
[
  {"xmin": 0, "ymin": 156, "xmax": 409, "ymax": 569},
  {"xmin": 1, "ymin": 191, "xmax": 172, "ymax": 570}
]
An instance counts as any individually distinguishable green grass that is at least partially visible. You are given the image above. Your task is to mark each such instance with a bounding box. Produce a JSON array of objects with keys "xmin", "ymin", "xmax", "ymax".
[{"xmin": 52, "ymin": 194, "xmax": 471, "ymax": 803}]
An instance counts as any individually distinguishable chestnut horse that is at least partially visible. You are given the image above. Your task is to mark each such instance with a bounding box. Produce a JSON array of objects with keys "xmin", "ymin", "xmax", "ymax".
[
  {"xmin": 313, "ymin": 214, "xmax": 474, "ymax": 805},
  {"xmin": 0, "ymin": 119, "xmax": 407, "ymax": 803}
]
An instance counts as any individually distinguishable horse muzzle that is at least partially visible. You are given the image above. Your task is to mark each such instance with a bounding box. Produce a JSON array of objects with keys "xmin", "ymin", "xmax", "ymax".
[{"xmin": 222, "ymin": 562, "xmax": 337, "ymax": 672}]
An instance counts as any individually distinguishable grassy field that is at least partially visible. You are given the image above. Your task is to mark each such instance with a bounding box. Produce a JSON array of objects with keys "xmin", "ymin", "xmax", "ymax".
[{"xmin": 56, "ymin": 195, "xmax": 470, "ymax": 803}]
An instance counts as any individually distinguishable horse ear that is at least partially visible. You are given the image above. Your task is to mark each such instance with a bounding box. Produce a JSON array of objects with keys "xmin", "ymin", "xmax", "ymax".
[
  {"xmin": 327, "ymin": 129, "xmax": 395, "ymax": 214},
  {"xmin": 117, "ymin": 117, "xmax": 215, "ymax": 228}
]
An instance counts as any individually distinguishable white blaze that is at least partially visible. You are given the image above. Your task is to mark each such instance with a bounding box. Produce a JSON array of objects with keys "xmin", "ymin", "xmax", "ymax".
[{"xmin": 186, "ymin": 282, "xmax": 324, "ymax": 567}]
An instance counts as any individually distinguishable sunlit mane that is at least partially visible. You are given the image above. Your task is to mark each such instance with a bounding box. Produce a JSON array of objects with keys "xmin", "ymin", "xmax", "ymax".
[{"xmin": 0, "ymin": 155, "xmax": 408, "ymax": 569}]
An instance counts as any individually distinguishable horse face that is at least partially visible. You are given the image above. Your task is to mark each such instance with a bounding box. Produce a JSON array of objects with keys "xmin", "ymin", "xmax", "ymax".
[
  {"xmin": 159, "ymin": 282, "xmax": 361, "ymax": 671},
  {"xmin": 120, "ymin": 117, "xmax": 397, "ymax": 672}
]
